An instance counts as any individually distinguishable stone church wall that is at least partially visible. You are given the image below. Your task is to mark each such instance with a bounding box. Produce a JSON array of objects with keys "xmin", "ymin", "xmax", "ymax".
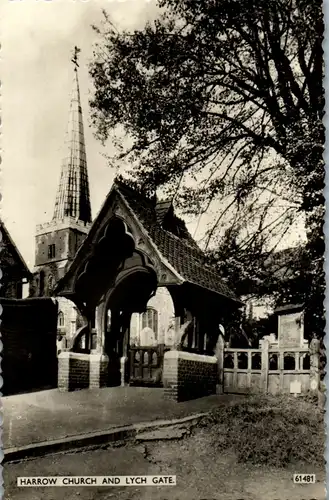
[
  {"xmin": 56, "ymin": 297, "xmax": 81, "ymax": 353},
  {"xmin": 35, "ymin": 228, "xmax": 69, "ymax": 267}
]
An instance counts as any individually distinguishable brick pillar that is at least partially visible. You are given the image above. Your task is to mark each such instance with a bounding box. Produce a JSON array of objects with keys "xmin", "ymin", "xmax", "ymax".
[
  {"xmin": 57, "ymin": 352, "xmax": 90, "ymax": 391},
  {"xmin": 89, "ymin": 353, "xmax": 109, "ymax": 389},
  {"xmin": 163, "ymin": 351, "xmax": 179, "ymax": 401},
  {"xmin": 58, "ymin": 351, "xmax": 70, "ymax": 391}
]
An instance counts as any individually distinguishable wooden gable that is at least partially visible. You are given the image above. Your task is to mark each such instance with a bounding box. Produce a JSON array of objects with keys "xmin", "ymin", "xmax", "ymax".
[{"xmin": 55, "ymin": 186, "xmax": 182, "ymax": 307}]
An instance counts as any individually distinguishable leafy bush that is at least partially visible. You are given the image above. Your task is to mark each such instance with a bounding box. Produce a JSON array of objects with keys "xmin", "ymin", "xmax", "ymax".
[{"xmin": 197, "ymin": 395, "xmax": 325, "ymax": 468}]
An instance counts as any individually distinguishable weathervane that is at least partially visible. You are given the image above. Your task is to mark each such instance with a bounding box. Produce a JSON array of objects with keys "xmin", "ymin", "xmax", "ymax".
[{"xmin": 71, "ymin": 46, "xmax": 81, "ymax": 71}]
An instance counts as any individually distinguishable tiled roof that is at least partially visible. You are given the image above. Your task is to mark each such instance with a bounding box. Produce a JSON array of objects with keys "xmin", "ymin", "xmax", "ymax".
[
  {"xmin": 0, "ymin": 220, "xmax": 31, "ymax": 276},
  {"xmin": 115, "ymin": 181, "xmax": 239, "ymax": 303}
]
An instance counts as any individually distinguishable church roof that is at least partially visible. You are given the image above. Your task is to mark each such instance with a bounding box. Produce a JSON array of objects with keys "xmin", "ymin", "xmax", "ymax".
[
  {"xmin": 52, "ymin": 63, "xmax": 92, "ymax": 224},
  {"xmin": 0, "ymin": 220, "xmax": 31, "ymax": 276},
  {"xmin": 114, "ymin": 180, "xmax": 240, "ymax": 303}
]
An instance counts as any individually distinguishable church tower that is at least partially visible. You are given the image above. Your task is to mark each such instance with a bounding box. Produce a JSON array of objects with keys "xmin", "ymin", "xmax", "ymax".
[{"xmin": 31, "ymin": 47, "xmax": 92, "ymax": 298}]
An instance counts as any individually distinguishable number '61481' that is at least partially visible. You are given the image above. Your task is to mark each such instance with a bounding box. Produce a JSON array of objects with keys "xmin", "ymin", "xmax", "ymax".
[{"xmin": 293, "ymin": 474, "xmax": 316, "ymax": 483}]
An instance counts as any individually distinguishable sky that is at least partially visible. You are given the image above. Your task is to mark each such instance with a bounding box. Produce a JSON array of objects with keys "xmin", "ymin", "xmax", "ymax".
[
  {"xmin": 1, "ymin": 0, "xmax": 306, "ymax": 272},
  {"xmin": 1, "ymin": 0, "xmax": 160, "ymax": 270}
]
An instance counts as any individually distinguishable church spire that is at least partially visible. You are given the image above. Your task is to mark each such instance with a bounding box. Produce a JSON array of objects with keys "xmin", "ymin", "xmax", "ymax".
[{"xmin": 53, "ymin": 47, "xmax": 92, "ymax": 224}]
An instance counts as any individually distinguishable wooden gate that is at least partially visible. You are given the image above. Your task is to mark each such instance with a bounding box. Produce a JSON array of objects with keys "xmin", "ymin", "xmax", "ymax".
[{"xmin": 129, "ymin": 344, "xmax": 169, "ymax": 387}]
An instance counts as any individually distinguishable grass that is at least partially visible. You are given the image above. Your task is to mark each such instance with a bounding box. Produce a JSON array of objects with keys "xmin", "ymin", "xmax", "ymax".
[{"xmin": 195, "ymin": 394, "xmax": 325, "ymax": 468}]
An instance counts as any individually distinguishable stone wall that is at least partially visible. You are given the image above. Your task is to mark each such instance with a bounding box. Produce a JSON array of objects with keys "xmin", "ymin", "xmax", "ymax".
[
  {"xmin": 163, "ymin": 350, "xmax": 218, "ymax": 402},
  {"xmin": 1, "ymin": 279, "xmax": 23, "ymax": 299},
  {"xmin": 1, "ymin": 297, "xmax": 58, "ymax": 395},
  {"xmin": 1, "ymin": 222, "xmax": 30, "ymax": 299}
]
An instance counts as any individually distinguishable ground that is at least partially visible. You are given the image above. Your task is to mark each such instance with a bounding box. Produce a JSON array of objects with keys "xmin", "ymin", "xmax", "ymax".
[
  {"xmin": 4, "ymin": 428, "xmax": 325, "ymax": 500},
  {"xmin": 3, "ymin": 389, "xmax": 325, "ymax": 499},
  {"xmin": 2, "ymin": 387, "xmax": 242, "ymax": 450}
]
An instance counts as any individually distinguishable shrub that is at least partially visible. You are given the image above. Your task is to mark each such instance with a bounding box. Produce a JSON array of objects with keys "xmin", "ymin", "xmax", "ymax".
[{"xmin": 196, "ymin": 395, "xmax": 325, "ymax": 468}]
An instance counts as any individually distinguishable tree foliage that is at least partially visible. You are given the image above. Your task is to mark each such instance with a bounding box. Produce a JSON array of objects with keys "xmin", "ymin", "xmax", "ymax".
[{"xmin": 89, "ymin": 0, "xmax": 324, "ymax": 334}]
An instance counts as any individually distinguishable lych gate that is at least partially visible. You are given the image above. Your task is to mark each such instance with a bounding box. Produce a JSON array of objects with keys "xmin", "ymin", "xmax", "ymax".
[
  {"xmin": 57, "ymin": 215, "xmax": 158, "ymax": 389},
  {"xmin": 55, "ymin": 180, "xmax": 242, "ymax": 395},
  {"xmin": 29, "ymin": 54, "xmax": 242, "ymax": 401}
]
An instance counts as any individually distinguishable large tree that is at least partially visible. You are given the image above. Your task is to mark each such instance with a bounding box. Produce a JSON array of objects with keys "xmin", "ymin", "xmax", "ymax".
[{"xmin": 89, "ymin": 0, "xmax": 324, "ymax": 334}]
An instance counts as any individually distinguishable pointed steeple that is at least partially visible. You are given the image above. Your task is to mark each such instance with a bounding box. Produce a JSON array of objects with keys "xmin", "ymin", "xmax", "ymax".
[{"xmin": 53, "ymin": 47, "xmax": 92, "ymax": 224}]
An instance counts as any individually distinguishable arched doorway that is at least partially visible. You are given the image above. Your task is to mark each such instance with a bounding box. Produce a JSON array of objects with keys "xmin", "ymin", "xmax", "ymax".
[
  {"xmin": 128, "ymin": 287, "xmax": 176, "ymax": 386},
  {"xmin": 101, "ymin": 250, "xmax": 158, "ymax": 386}
]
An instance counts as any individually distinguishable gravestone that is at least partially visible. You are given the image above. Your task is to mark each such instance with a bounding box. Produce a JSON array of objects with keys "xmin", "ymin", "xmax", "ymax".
[
  {"xmin": 275, "ymin": 304, "xmax": 306, "ymax": 348},
  {"xmin": 290, "ymin": 379, "xmax": 301, "ymax": 396},
  {"xmin": 259, "ymin": 333, "xmax": 278, "ymax": 348}
]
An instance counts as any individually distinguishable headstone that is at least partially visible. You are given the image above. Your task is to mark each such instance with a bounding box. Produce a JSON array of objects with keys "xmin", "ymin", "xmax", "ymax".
[
  {"xmin": 275, "ymin": 304, "xmax": 305, "ymax": 348},
  {"xmin": 269, "ymin": 333, "xmax": 277, "ymax": 343},
  {"xmin": 140, "ymin": 326, "xmax": 157, "ymax": 346},
  {"xmin": 259, "ymin": 333, "xmax": 278, "ymax": 348},
  {"xmin": 290, "ymin": 380, "xmax": 301, "ymax": 396}
]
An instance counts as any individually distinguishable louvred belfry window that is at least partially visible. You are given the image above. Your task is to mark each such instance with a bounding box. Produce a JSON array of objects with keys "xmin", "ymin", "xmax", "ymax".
[
  {"xmin": 48, "ymin": 244, "xmax": 56, "ymax": 259},
  {"xmin": 141, "ymin": 307, "xmax": 158, "ymax": 340}
]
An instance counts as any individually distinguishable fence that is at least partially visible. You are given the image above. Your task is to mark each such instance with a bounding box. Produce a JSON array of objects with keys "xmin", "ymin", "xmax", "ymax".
[{"xmin": 216, "ymin": 338, "xmax": 320, "ymax": 395}]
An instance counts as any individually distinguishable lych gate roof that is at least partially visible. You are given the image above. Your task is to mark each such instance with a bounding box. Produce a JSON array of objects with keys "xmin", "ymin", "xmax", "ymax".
[
  {"xmin": 55, "ymin": 178, "xmax": 241, "ymax": 304},
  {"xmin": 115, "ymin": 181, "xmax": 239, "ymax": 303}
]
